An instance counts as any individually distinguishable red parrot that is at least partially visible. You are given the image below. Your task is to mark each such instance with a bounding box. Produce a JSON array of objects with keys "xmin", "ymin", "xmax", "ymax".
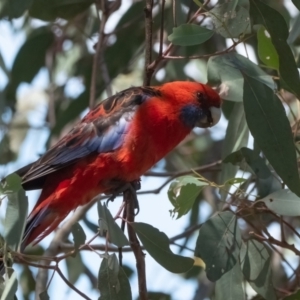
[{"xmin": 9, "ymin": 81, "xmax": 221, "ymax": 248}]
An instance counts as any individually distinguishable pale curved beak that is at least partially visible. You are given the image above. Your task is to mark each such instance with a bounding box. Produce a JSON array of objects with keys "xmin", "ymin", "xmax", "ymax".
[{"xmin": 197, "ymin": 106, "xmax": 221, "ymax": 128}]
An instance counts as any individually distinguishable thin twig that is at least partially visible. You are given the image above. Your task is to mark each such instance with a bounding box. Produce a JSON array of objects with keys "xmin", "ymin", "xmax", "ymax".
[
  {"xmin": 158, "ymin": 0, "xmax": 166, "ymax": 58},
  {"xmin": 144, "ymin": 0, "xmax": 154, "ymax": 86},
  {"xmin": 89, "ymin": 2, "xmax": 111, "ymax": 108}
]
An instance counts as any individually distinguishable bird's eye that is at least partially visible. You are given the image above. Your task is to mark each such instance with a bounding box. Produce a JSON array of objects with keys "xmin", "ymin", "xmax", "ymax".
[{"xmin": 197, "ymin": 92, "xmax": 205, "ymax": 103}]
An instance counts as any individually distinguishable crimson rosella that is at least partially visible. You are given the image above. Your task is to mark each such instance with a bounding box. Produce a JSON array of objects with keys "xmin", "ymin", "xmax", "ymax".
[{"xmin": 9, "ymin": 81, "xmax": 221, "ymax": 248}]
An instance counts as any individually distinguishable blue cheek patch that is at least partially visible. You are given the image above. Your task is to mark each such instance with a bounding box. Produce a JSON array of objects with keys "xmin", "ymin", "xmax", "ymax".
[{"xmin": 180, "ymin": 105, "xmax": 203, "ymax": 128}]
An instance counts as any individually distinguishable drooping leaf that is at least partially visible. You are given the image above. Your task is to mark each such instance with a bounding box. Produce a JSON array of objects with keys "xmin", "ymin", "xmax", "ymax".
[
  {"xmin": 66, "ymin": 252, "xmax": 85, "ymax": 285},
  {"xmin": 1, "ymin": 173, "xmax": 22, "ymax": 195},
  {"xmin": 257, "ymin": 26, "xmax": 279, "ymax": 70},
  {"xmin": 240, "ymin": 240, "xmax": 276, "ymax": 299},
  {"xmin": 195, "ymin": 211, "xmax": 242, "ymax": 281},
  {"xmin": 214, "ymin": 262, "xmax": 245, "ymax": 300},
  {"xmin": 0, "ymin": 271, "xmax": 18, "ymax": 300},
  {"xmin": 98, "ymin": 254, "xmax": 132, "ymax": 300},
  {"xmin": 71, "ymin": 222, "xmax": 86, "ymax": 251},
  {"xmin": 97, "ymin": 202, "xmax": 129, "ymax": 247},
  {"xmin": 19, "ymin": 266, "xmax": 36, "ymax": 299},
  {"xmin": 131, "ymin": 222, "xmax": 194, "ymax": 273},
  {"xmin": 4, "ymin": 189, "xmax": 28, "ymax": 251},
  {"xmin": 168, "ymin": 175, "xmax": 208, "ymax": 219},
  {"xmin": 243, "ymin": 74, "xmax": 300, "ymax": 196},
  {"xmin": 208, "ymin": 3, "xmax": 250, "ymax": 38},
  {"xmin": 250, "ymin": 0, "xmax": 300, "ymax": 98},
  {"xmin": 224, "ymin": 147, "xmax": 272, "ymax": 179},
  {"xmin": 259, "ymin": 189, "xmax": 300, "ymax": 216},
  {"xmin": 219, "ymin": 103, "xmax": 248, "ymax": 199},
  {"xmin": 207, "ymin": 53, "xmax": 274, "ymax": 102},
  {"xmin": 168, "ymin": 24, "xmax": 214, "ymax": 46}
]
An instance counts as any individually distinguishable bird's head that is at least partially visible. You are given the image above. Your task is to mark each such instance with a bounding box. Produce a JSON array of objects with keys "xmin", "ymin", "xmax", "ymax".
[{"xmin": 159, "ymin": 81, "xmax": 222, "ymax": 129}]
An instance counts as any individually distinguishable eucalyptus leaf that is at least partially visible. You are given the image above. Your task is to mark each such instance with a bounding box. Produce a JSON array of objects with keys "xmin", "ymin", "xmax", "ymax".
[
  {"xmin": 215, "ymin": 262, "xmax": 245, "ymax": 300},
  {"xmin": 224, "ymin": 147, "xmax": 272, "ymax": 179},
  {"xmin": 98, "ymin": 254, "xmax": 132, "ymax": 300},
  {"xmin": 250, "ymin": 0, "xmax": 300, "ymax": 98},
  {"xmin": 168, "ymin": 24, "xmax": 214, "ymax": 46},
  {"xmin": 97, "ymin": 202, "xmax": 129, "ymax": 247},
  {"xmin": 257, "ymin": 26, "xmax": 279, "ymax": 69},
  {"xmin": 70, "ymin": 222, "xmax": 86, "ymax": 251},
  {"xmin": 0, "ymin": 271, "xmax": 18, "ymax": 300},
  {"xmin": 208, "ymin": 3, "xmax": 250, "ymax": 38},
  {"xmin": 207, "ymin": 53, "xmax": 274, "ymax": 102},
  {"xmin": 4, "ymin": 189, "xmax": 28, "ymax": 251},
  {"xmin": 219, "ymin": 103, "xmax": 248, "ymax": 200},
  {"xmin": 1, "ymin": 173, "xmax": 22, "ymax": 194},
  {"xmin": 168, "ymin": 175, "xmax": 208, "ymax": 218},
  {"xmin": 131, "ymin": 222, "xmax": 194, "ymax": 273},
  {"xmin": 243, "ymin": 74, "xmax": 300, "ymax": 196},
  {"xmin": 259, "ymin": 189, "xmax": 300, "ymax": 216},
  {"xmin": 240, "ymin": 240, "xmax": 276, "ymax": 299},
  {"xmin": 195, "ymin": 211, "xmax": 242, "ymax": 281},
  {"xmin": 66, "ymin": 252, "xmax": 85, "ymax": 285}
]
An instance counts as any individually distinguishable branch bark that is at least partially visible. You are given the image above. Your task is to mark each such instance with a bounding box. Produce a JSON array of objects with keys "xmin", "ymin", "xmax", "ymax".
[{"xmin": 124, "ymin": 189, "xmax": 148, "ymax": 300}]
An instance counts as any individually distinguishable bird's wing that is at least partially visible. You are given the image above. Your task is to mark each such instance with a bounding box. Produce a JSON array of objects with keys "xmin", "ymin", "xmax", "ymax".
[{"xmin": 18, "ymin": 86, "xmax": 162, "ymax": 190}]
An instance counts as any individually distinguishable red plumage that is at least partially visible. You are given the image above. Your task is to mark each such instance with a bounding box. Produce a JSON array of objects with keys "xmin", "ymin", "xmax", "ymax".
[{"xmin": 13, "ymin": 81, "xmax": 221, "ymax": 247}]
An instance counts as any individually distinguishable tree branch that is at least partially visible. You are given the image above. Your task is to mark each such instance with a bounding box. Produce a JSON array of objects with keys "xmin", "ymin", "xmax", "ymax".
[
  {"xmin": 125, "ymin": 189, "xmax": 148, "ymax": 300},
  {"xmin": 144, "ymin": 0, "xmax": 153, "ymax": 86}
]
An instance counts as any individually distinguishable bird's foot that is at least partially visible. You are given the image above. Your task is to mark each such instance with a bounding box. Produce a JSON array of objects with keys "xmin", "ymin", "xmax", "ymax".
[{"xmin": 106, "ymin": 179, "xmax": 141, "ymax": 214}]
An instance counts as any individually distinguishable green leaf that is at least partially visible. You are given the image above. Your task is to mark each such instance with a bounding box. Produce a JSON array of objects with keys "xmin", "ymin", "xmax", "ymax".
[
  {"xmin": 224, "ymin": 147, "xmax": 272, "ymax": 179},
  {"xmin": 97, "ymin": 202, "xmax": 129, "ymax": 247},
  {"xmin": 219, "ymin": 103, "xmax": 248, "ymax": 199},
  {"xmin": 250, "ymin": 0, "xmax": 300, "ymax": 98},
  {"xmin": 71, "ymin": 222, "xmax": 86, "ymax": 251},
  {"xmin": 1, "ymin": 173, "xmax": 22, "ymax": 194},
  {"xmin": 207, "ymin": 53, "xmax": 274, "ymax": 102},
  {"xmin": 243, "ymin": 74, "xmax": 300, "ymax": 196},
  {"xmin": 5, "ymin": 26, "xmax": 54, "ymax": 102},
  {"xmin": 4, "ymin": 189, "xmax": 28, "ymax": 251},
  {"xmin": 240, "ymin": 240, "xmax": 276, "ymax": 299},
  {"xmin": 257, "ymin": 26, "xmax": 279, "ymax": 70},
  {"xmin": 98, "ymin": 254, "xmax": 132, "ymax": 300},
  {"xmin": 224, "ymin": 177, "xmax": 246, "ymax": 185},
  {"xmin": 259, "ymin": 189, "xmax": 300, "ymax": 216},
  {"xmin": 208, "ymin": 3, "xmax": 250, "ymax": 38},
  {"xmin": 168, "ymin": 24, "xmax": 214, "ymax": 46},
  {"xmin": 195, "ymin": 211, "xmax": 242, "ymax": 281},
  {"xmin": 131, "ymin": 222, "xmax": 194, "ymax": 273},
  {"xmin": 0, "ymin": 0, "xmax": 33, "ymax": 19},
  {"xmin": 66, "ymin": 252, "xmax": 85, "ymax": 285},
  {"xmin": 39, "ymin": 290, "xmax": 50, "ymax": 300},
  {"xmin": 215, "ymin": 263, "xmax": 245, "ymax": 300},
  {"xmin": 20, "ymin": 266, "xmax": 36, "ymax": 298},
  {"xmin": 168, "ymin": 175, "xmax": 208, "ymax": 219},
  {"xmin": 0, "ymin": 271, "xmax": 18, "ymax": 300},
  {"xmin": 29, "ymin": 0, "xmax": 93, "ymax": 21}
]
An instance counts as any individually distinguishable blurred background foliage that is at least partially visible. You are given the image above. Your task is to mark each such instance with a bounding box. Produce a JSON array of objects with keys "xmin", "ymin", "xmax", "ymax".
[{"xmin": 1, "ymin": 0, "xmax": 300, "ymax": 299}]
